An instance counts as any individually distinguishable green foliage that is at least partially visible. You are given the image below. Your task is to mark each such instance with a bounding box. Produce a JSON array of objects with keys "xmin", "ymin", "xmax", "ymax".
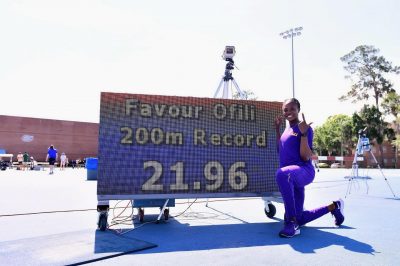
[
  {"xmin": 382, "ymin": 91, "xmax": 400, "ymax": 118},
  {"xmin": 352, "ymin": 104, "xmax": 397, "ymax": 166},
  {"xmin": 313, "ymin": 114, "xmax": 355, "ymax": 156},
  {"xmin": 340, "ymin": 45, "xmax": 399, "ymax": 108},
  {"xmin": 391, "ymin": 134, "xmax": 400, "ymax": 168},
  {"xmin": 352, "ymin": 104, "xmax": 395, "ymax": 144},
  {"xmin": 382, "ymin": 92, "xmax": 400, "ymax": 145},
  {"xmin": 314, "ymin": 126, "xmax": 329, "ymax": 155},
  {"xmin": 392, "ymin": 135, "xmax": 400, "ymax": 149},
  {"xmin": 232, "ymin": 90, "xmax": 258, "ymax": 100}
]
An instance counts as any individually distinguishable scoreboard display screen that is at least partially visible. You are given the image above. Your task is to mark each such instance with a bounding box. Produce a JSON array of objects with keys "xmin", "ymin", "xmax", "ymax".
[{"xmin": 97, "ymin": 92, "xmax": 282, "ymax": 200}]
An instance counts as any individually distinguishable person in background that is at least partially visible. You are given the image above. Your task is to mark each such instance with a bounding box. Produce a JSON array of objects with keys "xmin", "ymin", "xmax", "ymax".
[
  {"xmin": 71, "ymin": 159, "xmax": 76, "ymax": 169},
  {"xmin": 30, "ymin": 156, "xmax": 37, "ymax": 170},
  {"xmin": 17, "ymin": 152, "xmax": 23, "ymax": 170},
  {"xmin": 46, "ymin": 145, "xmax": 58, "ymax": 174},
  {"xmin": 73, "ymin": 158, "xmax": 81, "ymax": 169},
  {"xmin": 60, "ymin": 152, "xmax": 67, "ymax": 170},
  {"xmin": 274, "ymin": 98, "xmax": 345, "ymax": 238},
  {"xmin": 23, "ymin": 152, "xmax": 30, "ymax": 171}
]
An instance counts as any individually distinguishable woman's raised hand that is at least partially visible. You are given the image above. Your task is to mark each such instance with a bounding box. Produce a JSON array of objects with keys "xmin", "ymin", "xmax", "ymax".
[
  {"xmin": 298, "ymin": 113, "xmax": 313, "ymax": 134},
  {"xmin": 275, "ymin": 115, "xmax": 284, "ymax": 131}
]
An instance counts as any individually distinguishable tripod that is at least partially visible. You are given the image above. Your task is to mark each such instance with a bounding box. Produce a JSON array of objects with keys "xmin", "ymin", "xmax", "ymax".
[
  {"xmin": 210, "ymin": 50, "xmax": 279, "ymax": 218},
  {"xmin": 345, "ymin": 129, "xmax": 396, "ymax": 198},
  {"xmin": 207, "ymin": 51, "xmax": 247, "ymax": 208},
  {"xmin": 214, "ymin": 58, "xmax": 245, "ymax": 99}
]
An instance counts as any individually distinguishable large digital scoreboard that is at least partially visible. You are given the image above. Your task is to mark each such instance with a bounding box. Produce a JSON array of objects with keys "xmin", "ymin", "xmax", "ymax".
[{"xmin": 97, "ymin": 92, "xmax": 282, "ymax": 200}]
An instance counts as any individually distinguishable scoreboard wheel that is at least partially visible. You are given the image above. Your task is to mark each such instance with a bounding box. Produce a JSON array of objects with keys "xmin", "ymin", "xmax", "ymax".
[
  {"xmin": 264, "ymin": 203, "xmax": 276, "ymax": 218},
  {"xmin": 164, "ymin": 208, "xmax": 169, "ymax": 220}
]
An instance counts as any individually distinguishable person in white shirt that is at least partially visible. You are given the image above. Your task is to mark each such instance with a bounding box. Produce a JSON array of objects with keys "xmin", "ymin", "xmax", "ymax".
[
  {"xmin": 60, "ymin": 152, "xmax": 68, "ymax": 170},
  {"xmin": 17, "ymin": 152, "xmax": 23, "ymax": 170}
]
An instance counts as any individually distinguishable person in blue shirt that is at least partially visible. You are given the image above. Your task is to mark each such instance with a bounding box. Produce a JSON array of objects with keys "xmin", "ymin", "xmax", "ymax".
[{"xmin": 46, "ymin": 145, "xmax": 58, "ymax": 174}]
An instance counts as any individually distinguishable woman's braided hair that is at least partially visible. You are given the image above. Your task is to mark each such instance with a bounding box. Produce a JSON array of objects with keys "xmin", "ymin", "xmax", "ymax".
[{"xmin": 283, "ymin": 98, "xmax": 301, "ymax": 110}]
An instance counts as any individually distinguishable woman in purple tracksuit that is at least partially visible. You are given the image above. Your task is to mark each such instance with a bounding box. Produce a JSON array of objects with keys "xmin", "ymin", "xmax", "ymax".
[{"xmin": 275, "ymin": 98, "xmax": 345, "ymax": 238}]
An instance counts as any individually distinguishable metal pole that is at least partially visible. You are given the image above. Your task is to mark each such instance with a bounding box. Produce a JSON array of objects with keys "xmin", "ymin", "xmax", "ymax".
[
  {"xmin": 291, "ymin": 35, "xmax": 295, "ymax": 98},
  {"xmin": 341, "ymin": 129, "xmax": 344, "ymax": 167},
  {"xmin": 280, "ymin": 27, "xmax": 302, "ymax": 98}
]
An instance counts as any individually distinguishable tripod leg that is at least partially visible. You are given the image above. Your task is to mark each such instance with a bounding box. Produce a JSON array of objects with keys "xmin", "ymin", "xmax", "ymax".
[
  {"xmin": 346, "ymin": 164, "xmax": 356, "ymax": 197},
  {"xmin": 222, "ymin": 80, "xmax": 229, "ymax": 99},
  {"xmin": 346, "ymin": 149, "xmax": 360, "ymax": 198},
  {"xmin": 369, "ymin": 151, "xmax": 396, "ymax": 198},
  {"xmin": 346, "ymin": 168, "xmax": 358, "ymax": 197},
  {"xmin": 231, "ymin": 78, "xmax": 245, "ymax": 99},
  {"xmin": 213, "ymin": 78, "xmax": 224, "ymax": 98},
  {"xmin": 365, "ymin": 174, "xmax": 370, "ymax": 194},
  {"xmin": 345, "ymin": 176, "xmax": 352, "ymax": 198}
]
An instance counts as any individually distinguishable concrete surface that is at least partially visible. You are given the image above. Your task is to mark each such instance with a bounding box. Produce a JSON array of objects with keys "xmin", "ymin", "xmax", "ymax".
[{"xmin": 0, "ymin": 167, "xmax": 399, "ymax": 265}]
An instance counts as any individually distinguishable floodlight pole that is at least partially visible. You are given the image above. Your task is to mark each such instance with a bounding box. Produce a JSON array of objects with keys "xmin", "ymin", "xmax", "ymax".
[
  {"xmin": 291, "ymin": 35, "xmax": 295, "ymax": 98},
  {"xmin": 280, "ymin": 27, "xmax": 303, "ymax": 98}
]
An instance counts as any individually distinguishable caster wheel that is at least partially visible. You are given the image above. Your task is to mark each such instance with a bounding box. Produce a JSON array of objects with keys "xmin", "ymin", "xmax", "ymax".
[
  {"xmin": 264, "ymin": 203, "xmax": 276, "ymax": 218},
  {"xmin": 138, "ymin": 208, "xmax": 144, "ymax": 223},
  {"xmin": 164, "ymin": 208, "xmax": 169, "ymax": 220},
  {"xmin": 98, "ymin": 213, "xmax": 108, "ymax": 231}
]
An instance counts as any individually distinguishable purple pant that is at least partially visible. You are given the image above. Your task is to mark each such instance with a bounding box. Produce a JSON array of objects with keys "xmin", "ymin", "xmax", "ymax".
[{"xmin": 276, "ymin": 165, "xmax": 329, "ymax": 225}]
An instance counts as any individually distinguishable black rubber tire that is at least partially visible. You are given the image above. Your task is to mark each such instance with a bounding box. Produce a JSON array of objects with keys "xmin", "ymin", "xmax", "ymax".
[
  {"xmin": 98, "ymin": 213, "xmax": 107, "ymax": 231},
  {"xmin": 264, "ymin": 203, "xmax": 276, "ymax": 218},
  {"xmin": 138, "ymin": 208, "xmax": 144, "ymax": 223},
  {"xmin": 164, "ymin": 208, "xmax": 169, "ymax": 220}
]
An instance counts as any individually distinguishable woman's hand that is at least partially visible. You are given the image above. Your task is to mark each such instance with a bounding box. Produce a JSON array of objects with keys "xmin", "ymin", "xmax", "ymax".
[
  {"xmin": 274, "ymin": 115, "xmax": 284, "ymax": 153},
  {"xmin": 275, "ymin": 115, "xmax": 284, "ymax": 131},
  {"xmin": 298, "ymin": 113, "xmax": 313, "ymax": 134},
  {"xmin": 299, "ymin": 113, "xmax": 313, "ymax": 161}
]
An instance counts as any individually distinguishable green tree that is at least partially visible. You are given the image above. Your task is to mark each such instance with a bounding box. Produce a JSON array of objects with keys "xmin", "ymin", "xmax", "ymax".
[
  {"xmin": 340, "ymin": 45, "xmax": 399, "ymax": 167},
  {"xmin": 382, "ymin": 92, "xmax": 400, "ymax": 167},
  {"xmin": 392, "ymin": 135, "xmax": 400, "ymax": 168},
  {"xmin": 314, "ymin": 126, "xmax": 329, "ymax": 155},
  {"xmin": 392, "ymin": 137, "xmax": 400, "ymax": 150},
  {"xmin": 381, "ymin": 91, "xmax": 400, "ymax": 118},
  {"xmin": 313, "ymin": 114, "xmax": 355, "ymax": 156},
  {"xmin": 352, "ymin": 105, "xmax": 395, "ymax": 166},
  {"xmin": 340, "ymin": 45, "xmax": 399, "ymax": 109}
]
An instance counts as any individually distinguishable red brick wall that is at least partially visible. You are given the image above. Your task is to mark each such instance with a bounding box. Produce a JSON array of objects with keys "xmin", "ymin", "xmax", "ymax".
[
  {"xmin": 365, "ymin": 142, "xmax": 399, "ymax": 168},
  {"xmin": 0, "ymin": 115, "xmax": 98, "ymax": 162},
  {"xmin": 345, "ymin": 141, "xmax": 399, "ymax": 168}
]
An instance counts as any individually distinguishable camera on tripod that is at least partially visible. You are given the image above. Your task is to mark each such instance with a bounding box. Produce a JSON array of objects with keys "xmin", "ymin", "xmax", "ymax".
[
  {"xmin": 222, "ymin": 46, "xmax": 236, "ymax": 61},
  {"xmin": 214, "ymin": 45, "xmax": 244, "ymax": 99},
  {"xmin": 357, "ymin": 127, "xmax": 371, "ymax": 155},
  {"xmin": 346, "ymin": 126, "xmax": 396, "ymax": 198},
  {"xmin": 358, "ymin": 127, "xmax": 367, "ymax": 136}
]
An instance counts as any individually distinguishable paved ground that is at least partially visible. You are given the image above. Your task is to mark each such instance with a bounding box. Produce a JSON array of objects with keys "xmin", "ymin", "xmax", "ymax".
[{"xmin": 0, "ymin": 167, "xmax": 399, "ymax": 265}]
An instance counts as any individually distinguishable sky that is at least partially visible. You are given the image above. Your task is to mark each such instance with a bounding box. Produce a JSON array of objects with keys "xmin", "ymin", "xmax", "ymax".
[{"xmin": 1, "ymin": 0, "xmax": 399, "ymax": 126}]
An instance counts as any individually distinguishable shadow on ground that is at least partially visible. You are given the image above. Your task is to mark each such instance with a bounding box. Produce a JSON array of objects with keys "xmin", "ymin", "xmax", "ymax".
[
  {"xmin": 104, "ymin": 213, "xmax": 375, "ymax": 256},
  {"xmin": 0, "ymin": 229, "xmax": 156, "ymax": 266}
]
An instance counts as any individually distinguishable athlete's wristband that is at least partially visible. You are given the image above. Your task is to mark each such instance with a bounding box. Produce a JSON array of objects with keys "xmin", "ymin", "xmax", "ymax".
[{"xmin": 300, "ymin": 130, "xmax": 308, "ymax": 137}]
